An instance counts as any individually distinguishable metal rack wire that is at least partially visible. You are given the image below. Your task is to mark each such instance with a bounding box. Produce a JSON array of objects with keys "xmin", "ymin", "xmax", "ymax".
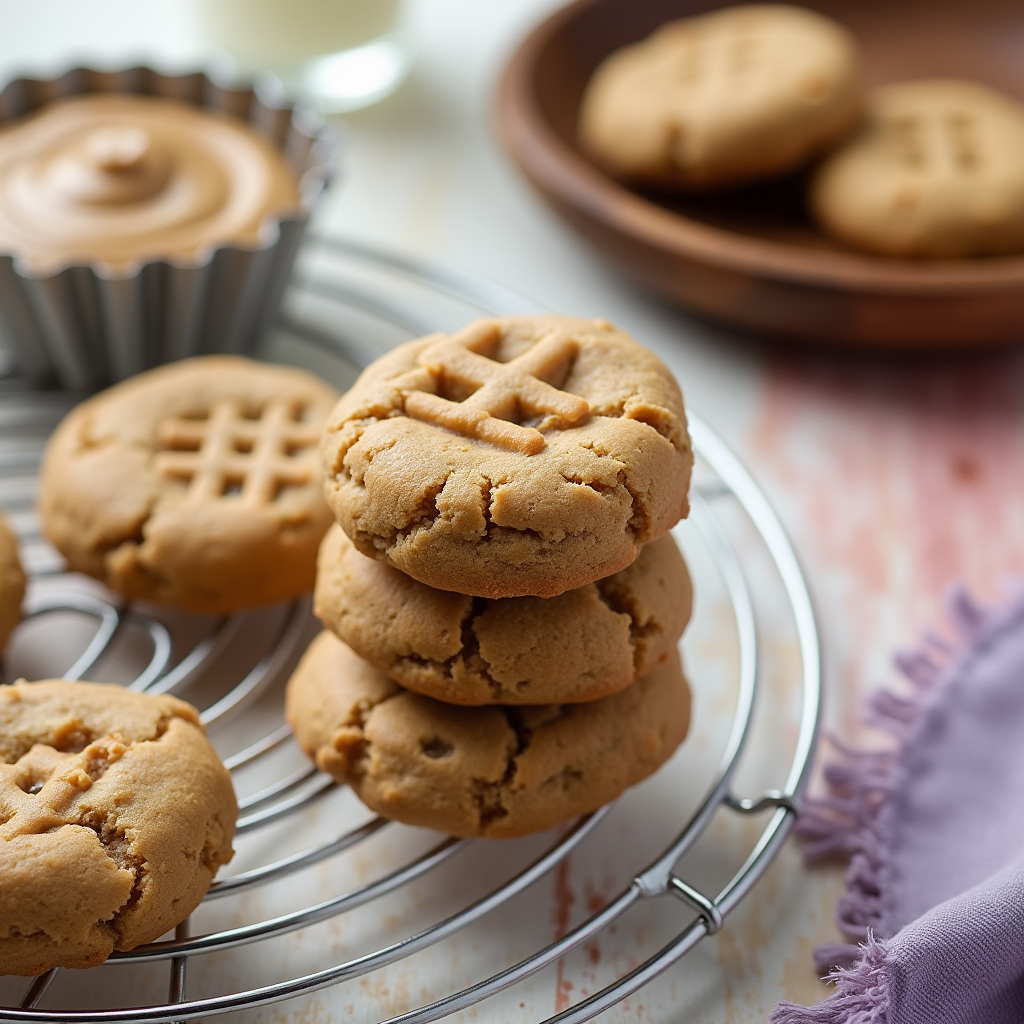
[{"xmin": 0, "ymin": 238, "xmax": 821, "ymax": 1024}]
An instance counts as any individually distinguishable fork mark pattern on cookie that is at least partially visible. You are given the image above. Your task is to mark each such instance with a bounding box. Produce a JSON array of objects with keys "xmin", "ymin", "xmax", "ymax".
[
  {"xmin": 664, "ymin": 18, "xmax": 799, "ymax": 95},
  {"xmin": 891, "ymin": 110, "xmax": 984, "ymax": 176},
  {"xmin": 402, "ymin": 326, "xmax": 591, "ymax": 455},
  {"xmin": 154, "ymin": 399, "xmax": 321, "ymax": 503}
]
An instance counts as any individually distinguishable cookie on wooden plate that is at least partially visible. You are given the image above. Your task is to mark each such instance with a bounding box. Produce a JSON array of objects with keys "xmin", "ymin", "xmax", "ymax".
[
  {"xmin": 811, "ymin": 80, "xmax": 1024, "ymax": 257},
  {"xmin": 0, "ymin": 680, "xmax": 236, "ymax": 976},
  {"xmin": 0, "ymin": 513, "xmax": 25, "ymax": 651},
  {"xmin": 286, "ymin": 631, "xmax": 691, "ymax": 839},
  {"xmin": 39, "ymin": 355, "xmax": 338, "ymax": 614},
  {"xmin": 579, "ymin": 4, "xmax": 864, "ymax": 189},
  {"xmin": 314, "ymin": 522, "xmax": 692, "ymax": 705},
  {"xmin": 321, "ymin": 316, "xmax": 692, "ymax": 599}
]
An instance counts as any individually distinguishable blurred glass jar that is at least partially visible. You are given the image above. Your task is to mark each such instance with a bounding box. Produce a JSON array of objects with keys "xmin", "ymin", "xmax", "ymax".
[{"xmin": 194, "ymin": 0, "xmax": 408, "ymax": 113}]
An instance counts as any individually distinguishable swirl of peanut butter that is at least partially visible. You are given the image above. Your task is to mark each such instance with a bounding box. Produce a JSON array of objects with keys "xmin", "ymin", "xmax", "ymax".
[{"xmin": 0, "ymin": 94, "xmax": 300, "ymax": 270}]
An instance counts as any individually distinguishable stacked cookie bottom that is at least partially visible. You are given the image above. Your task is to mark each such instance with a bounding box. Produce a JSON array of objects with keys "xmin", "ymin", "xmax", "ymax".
[{"xmin": 286, "ymin": 525, "xmax": 694, "ymax": 839}]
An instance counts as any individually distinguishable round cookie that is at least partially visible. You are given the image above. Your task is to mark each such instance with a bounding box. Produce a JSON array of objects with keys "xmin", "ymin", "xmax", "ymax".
[
  {"xmin": 321, "ymin": 316, "xmax": 692, "ymax": 599},
  {"xmin": 0, "ymin": 680, "xmax": 236, "ymax": 976},
  {"xmin": 39, "ymin": 355, "xmax": 339, "ymax": 614},
  {"xmin": 0, "ymin": 513, "xmax": 26, "ymax": 651},
  {"xmin": 286, "ymin": 632, "xmax": 691, "ymax": 839},
  {"xmin": 314, "ymin": 523, "xmax": 692, "ymax": 705},
  {"xmin": 578, "ymin": 4, "xmax": 864, "ymax": 189},
  {"xmin": 811, "ymin": 80, "xmax": 1024, "ymax": 258}
]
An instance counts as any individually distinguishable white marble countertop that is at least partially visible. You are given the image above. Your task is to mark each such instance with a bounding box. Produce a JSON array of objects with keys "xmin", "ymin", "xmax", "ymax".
[{"xmin": 3, "ymin": 2, "xmax": 1020, "ymax": 1021}]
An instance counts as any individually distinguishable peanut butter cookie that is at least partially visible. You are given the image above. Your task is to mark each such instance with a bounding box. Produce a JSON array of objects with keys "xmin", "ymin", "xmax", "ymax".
[
  {"xmin": 314, "ymin": 523, "xmax": 692, "ymax": 705},
  {"xmin": 812, "ymin": 80, "xmax": 1024, "ymax": 257},
  {"xmin": 0, "ymin": 680, "xmax": 235, "ymax": 976},
  {"xmin": 39, "ymin": 355, "xmax": 338, "ymax": 614},
  {"xmin": 321, "ymin": 316, "xmax": 692, "ymax": 599},
  {"xmin": 286, "ymin": 632, "xmax": 691, "ymax": 839},
  {"xmin": 0, "ymin": 514, "xmax": 25, "ymax": 651},
  {"xmin": 579, "ymin": 4, "xmax": 863, "ymax": 189}
]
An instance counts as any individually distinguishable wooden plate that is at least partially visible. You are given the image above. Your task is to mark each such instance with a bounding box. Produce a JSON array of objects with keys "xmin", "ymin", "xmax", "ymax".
[{"xmin": 496, "ymin": 0, "xmax": 1024, "ymax": 349}]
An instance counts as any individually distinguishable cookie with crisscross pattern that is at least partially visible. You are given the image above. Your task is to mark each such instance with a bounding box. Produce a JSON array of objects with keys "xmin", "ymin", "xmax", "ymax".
[
  {"xmin": 39, "ymin": 356, "xmax": 338, "ymax": 613},
  {"xmin": 0, "ymin": 680, "xmax": 235, "ymax": 976},
  {"xmin": 812, "ymin": 80, "xmax": 1024, "ymax": 256},
  {"xmin": 579, "ymin": 4, "xmax": 863, "ymax": 189},
  {"xmin": 322, "ymin": 316, "xmax": 692, "ymax": 598}
]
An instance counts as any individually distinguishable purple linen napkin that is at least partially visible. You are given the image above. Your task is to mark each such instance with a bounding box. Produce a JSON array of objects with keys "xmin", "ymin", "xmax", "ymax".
[{"xmin": 772, "ymin": 589, "xmax": 1024, "ymax": 1024}]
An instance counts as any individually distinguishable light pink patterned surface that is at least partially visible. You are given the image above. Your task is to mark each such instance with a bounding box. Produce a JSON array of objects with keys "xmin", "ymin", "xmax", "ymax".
[{"xmin": 755, "ymin": 350, "xmax": 1024, "ymax": 741}]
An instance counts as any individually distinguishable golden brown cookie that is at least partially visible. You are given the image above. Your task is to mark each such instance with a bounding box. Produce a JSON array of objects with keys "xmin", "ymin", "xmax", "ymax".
[
  {"xmin": 578, "ymin": 4, "xmax": 863, "ymax": 190},
  {"xmin": 38, "ymin": 355, "xmax": 338, "ymax": 614},
  {"xmin": 286, "ymin": 632, "xmax": 691, "ymax": 839},
  {"xmin": 314, "ymin": 523, "xmax": 692, "ymax": 705},
  {"xmin": 321, "ymin": 316, "xmax": 692, "ymax": 599},
  {"xmin": 0, "ymin": 680, "xmax": 236, "ymax": 976},
  {"xmin": 811, "ymin": 80, "xmax": 1024, "ymax": 257},
  {"xmin": 0, "ymin": 513, "xmax": 25, "ymax": 651}
]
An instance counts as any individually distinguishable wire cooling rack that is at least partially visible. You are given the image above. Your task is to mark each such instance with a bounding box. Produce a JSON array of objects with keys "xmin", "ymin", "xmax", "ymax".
[{"xmin": 0, "ymin": 237, "xmax": 821, "ymax": 1024}]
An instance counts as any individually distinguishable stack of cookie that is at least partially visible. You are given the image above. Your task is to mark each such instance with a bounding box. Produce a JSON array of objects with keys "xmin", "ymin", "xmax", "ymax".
[{"xmin": 286, "ymin": 315, "xmax": 696, "ymax": 838}]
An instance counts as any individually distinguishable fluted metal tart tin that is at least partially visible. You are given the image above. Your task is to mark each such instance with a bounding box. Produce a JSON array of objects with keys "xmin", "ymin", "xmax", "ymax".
[{"xmin": 0, "ymin": 66, "xmax": 340, "ymax": 390}]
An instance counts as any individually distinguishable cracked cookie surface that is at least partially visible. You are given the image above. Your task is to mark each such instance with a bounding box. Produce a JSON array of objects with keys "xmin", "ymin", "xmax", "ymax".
[
  {"xmin": 38, "ymin": 355, "xmax": 338, "ymax": 614},
  {"xmin": 0, "ymin": 514, "xmax": 25, "ymax": 652},
  {"xmin": 0, "ymin": 680, "xmax": 236, "ymax": 976},
  {"xmin": 286, "ymin": 632, "xmax": 691, "ymax": 838},
  {"xmin": 321, "ymin": 316, "xmax": 692, "ymax": 599},
  {"xmin": 315, "ymin": 523, "xmax": 692, "ymax": 705}
]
